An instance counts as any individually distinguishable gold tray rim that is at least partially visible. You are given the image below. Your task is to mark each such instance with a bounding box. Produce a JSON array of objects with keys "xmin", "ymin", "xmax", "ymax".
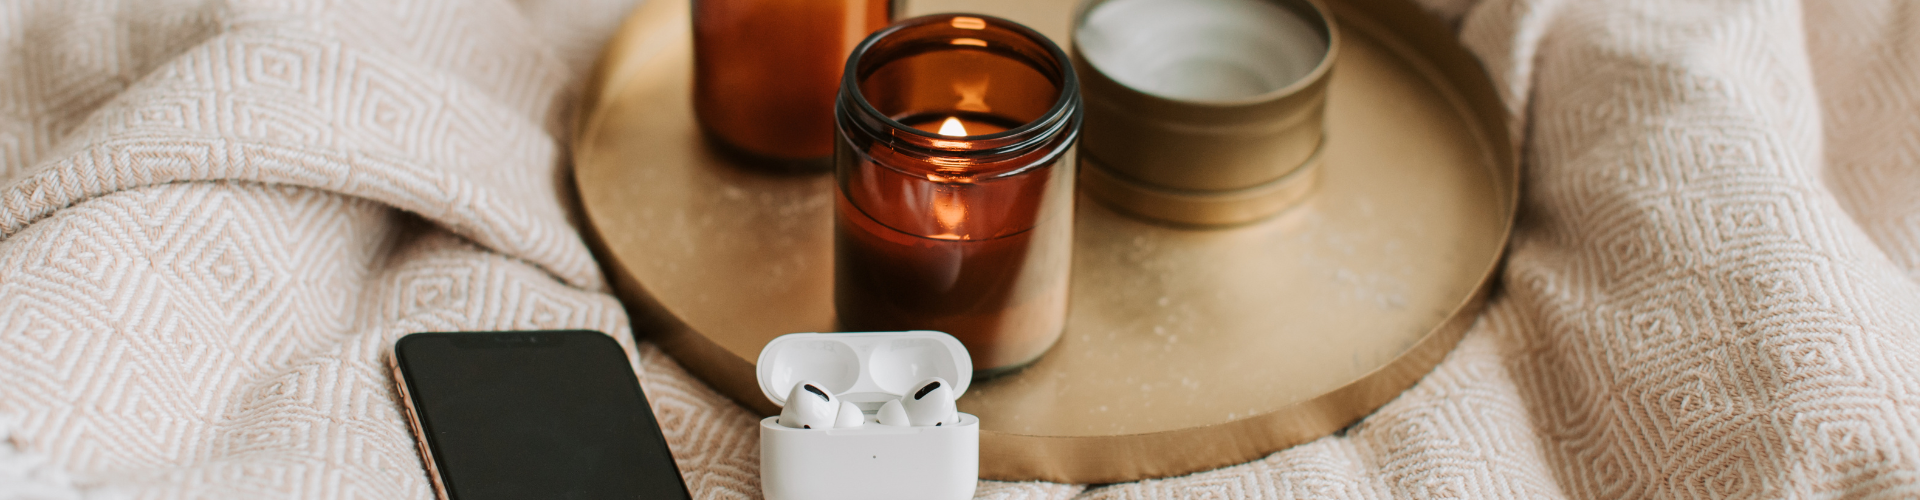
[{"xmin": 569, "ymin": 0, "xmax": 1519, "ymax": 484}]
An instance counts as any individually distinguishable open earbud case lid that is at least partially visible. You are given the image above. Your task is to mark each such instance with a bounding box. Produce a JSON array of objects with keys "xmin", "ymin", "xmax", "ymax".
[{"xmin": 756, "ymin": 331, "xmax": 973, "ymax": 407}]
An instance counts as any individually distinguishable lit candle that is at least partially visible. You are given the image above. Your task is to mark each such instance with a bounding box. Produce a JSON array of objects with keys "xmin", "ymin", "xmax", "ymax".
[
  {"xmin": 915, "ymin": 116, "xmax": 1010, "ymax": 138},
  {"xmin": 832, "ymin": 14, "xmax": 1083, "ymax": 377}
]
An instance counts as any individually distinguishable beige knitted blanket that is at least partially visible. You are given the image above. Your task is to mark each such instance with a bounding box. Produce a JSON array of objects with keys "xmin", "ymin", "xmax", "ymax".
[{"xmin": 3, "ymin": 0, "xmax": 1918, "ymax": 498}]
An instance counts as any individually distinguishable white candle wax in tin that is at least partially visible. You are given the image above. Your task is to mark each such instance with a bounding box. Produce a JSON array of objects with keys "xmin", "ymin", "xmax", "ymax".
[{"xmin": 1074, "ymin": 0, "xmax": 1329, "ymax": 101}]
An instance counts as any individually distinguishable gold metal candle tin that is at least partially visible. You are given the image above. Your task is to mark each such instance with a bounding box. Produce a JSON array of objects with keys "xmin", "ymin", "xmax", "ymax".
[{"xmin": 1071, "ymin": 0, "xmax": 1337, "ymax": 226}]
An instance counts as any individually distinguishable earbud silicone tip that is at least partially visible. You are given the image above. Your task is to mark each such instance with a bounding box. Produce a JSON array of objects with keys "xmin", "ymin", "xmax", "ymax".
[
  {"xmin": 834, "ymin": 401, "xmax": 864, "ymax": 428},
  {"xmin": 876, "ymin": 399, "xmax": 910, "ymax": 426}
]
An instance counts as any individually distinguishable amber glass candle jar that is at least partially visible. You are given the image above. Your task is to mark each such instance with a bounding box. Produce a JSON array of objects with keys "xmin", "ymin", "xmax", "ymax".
[
  {"xmin": 694, "ymin": 0, "xmax": 892, "ymax": 166},
  {"xmin": 833, "ymin": 14, "xmax": 1083, "ymax": 377}
]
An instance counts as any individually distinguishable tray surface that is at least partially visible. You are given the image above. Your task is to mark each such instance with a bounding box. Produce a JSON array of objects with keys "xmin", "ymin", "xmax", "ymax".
[{"xmin": 574, "ymin": 0, "xmax": 1516, "ymax": 483}]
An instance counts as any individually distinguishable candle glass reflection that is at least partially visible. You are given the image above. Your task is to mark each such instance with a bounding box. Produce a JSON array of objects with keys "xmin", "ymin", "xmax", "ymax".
[
  {"xmin": 694, "ymin": 0, "xmax": 891, "ymax": 167},
  {"xmin": 833, "ymin": 14, "xmax": 1083, "ymax": 377}
]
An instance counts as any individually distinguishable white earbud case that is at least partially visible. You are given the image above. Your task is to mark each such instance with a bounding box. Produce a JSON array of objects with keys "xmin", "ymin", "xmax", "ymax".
[{"xmin": 756, "ymin": 331, "xmax": 979, "ymax": 500}]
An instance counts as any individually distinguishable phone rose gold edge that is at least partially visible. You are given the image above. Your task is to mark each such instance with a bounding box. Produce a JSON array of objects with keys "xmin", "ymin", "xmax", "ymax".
[{"xmin": 389, "ymin": 351, "xmax": 455, "ymax": 500}]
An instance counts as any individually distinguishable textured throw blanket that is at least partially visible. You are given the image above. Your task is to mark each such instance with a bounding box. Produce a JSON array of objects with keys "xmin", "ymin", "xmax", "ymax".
[{"xmin": 3, "ymin": 0, "xmax": 1918, "ymax": 498}]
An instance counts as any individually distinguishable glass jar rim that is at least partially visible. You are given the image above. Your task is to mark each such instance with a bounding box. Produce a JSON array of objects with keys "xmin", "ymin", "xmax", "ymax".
[{"xmin": 837, "ymin": 13, "xmax": 1082, "ymax": 166}]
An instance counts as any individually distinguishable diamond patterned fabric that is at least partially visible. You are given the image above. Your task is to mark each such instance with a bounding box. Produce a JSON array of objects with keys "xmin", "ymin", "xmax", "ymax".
[{"xmin": 3, "ymin": 0, "xmax": 1920, "ymax": 498}]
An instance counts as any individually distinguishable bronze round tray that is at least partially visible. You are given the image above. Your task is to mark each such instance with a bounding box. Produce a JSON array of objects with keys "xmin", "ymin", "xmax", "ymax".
[{"xmin": 574, "ymin": 0, "xmax": 1516, "ymax": 484}]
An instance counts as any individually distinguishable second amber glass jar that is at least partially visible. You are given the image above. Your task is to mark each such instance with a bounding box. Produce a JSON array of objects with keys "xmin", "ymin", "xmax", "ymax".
[
  {"xmin": 833, "ymin": 14, "xmax": 1083, "ymax": 377},
  {"xmin": 694, "ymin": 0, "xmax": 892, "ymax": 166}
]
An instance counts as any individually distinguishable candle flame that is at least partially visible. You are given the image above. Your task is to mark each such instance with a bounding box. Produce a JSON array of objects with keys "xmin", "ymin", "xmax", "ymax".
[{"xmin": 937, "ymin": 117, "xmax": 968, "ymax": 137}]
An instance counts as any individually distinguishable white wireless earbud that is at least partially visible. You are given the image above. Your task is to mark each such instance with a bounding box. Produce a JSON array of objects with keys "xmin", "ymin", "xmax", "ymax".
[
  {"xmin": 902, "ymin": 377, "xmax": 958, "ymax": 426},
  {"xmin": 834, "ymin": 401, "xmax": 864, "ymax": 428},
  {"xmin": 876, "ymin": 399, "xmax": 910, "ymax": 426},
  {"xmin": 778, "ymin": 380, "xmax": 840, "ymax": 429}
]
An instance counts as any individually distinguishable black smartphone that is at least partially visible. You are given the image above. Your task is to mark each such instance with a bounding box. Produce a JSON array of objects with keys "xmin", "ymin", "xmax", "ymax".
[{"xmin": 389, "ymin": 330, "xmax": 691, "ymax": 500}]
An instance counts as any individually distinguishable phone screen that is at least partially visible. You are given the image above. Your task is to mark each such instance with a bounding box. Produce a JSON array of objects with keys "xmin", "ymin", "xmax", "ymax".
[{"xmin": 392, "ymin": 331, "xmax": 690, "ymax": 500}]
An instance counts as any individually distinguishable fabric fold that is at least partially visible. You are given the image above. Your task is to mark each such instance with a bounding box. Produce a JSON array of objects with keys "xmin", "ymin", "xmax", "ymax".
[{"xmin": 2, "ymin": 5, "xmax": 604, "ymax": 291}]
